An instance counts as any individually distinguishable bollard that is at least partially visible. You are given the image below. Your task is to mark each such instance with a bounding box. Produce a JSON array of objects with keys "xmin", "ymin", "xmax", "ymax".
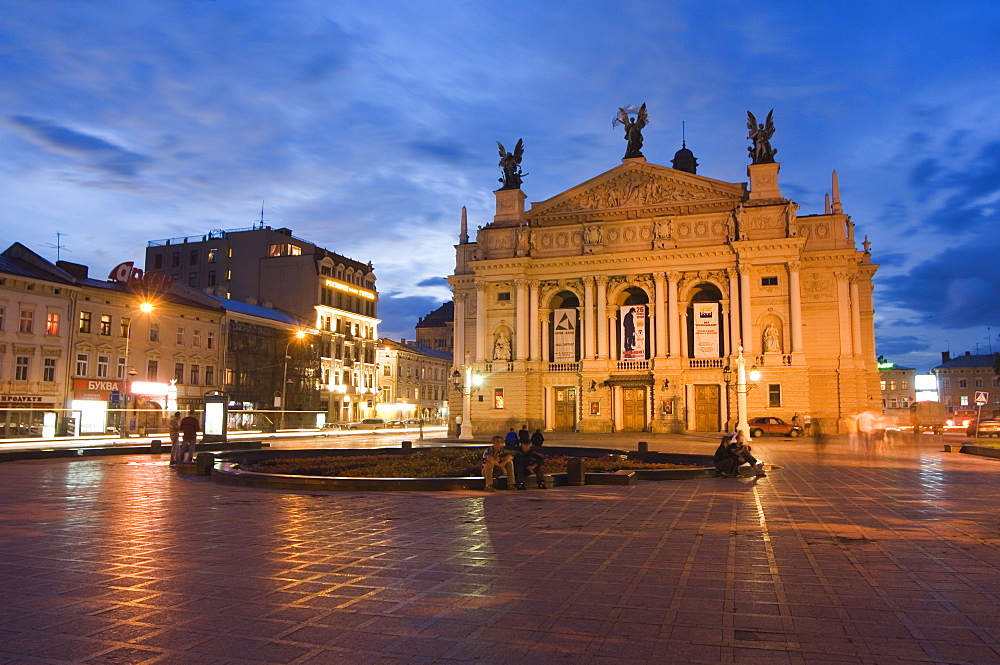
[
  {"xmin": 401, "ymin": 440, "xmax": 413, "ymax": 451},
  {"xmin": 195, "ymin": 452, "xmax": 215, "ymax": 476},
  {"xmin": 637, "ymin": 441, "xmax": 648, "ymax": 453},
  {"xmin": 566, "ymin": 457, "xmax": 586, "ymax": 486},
  {"xmin": 150, "ymin": 439, "xmax": 162, "ymax": 454}
]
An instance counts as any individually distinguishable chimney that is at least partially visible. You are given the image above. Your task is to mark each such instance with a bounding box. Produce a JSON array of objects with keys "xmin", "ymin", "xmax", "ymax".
[
  {"xmin": 942, "ymin": 351, "xmax": 950, "ymax": 363},
  {"xmin": 57, "ymin": 261, "xmax": 89, "ymax": 279},
  {"xmin": 965, "ymin": 351, "xmax": 971, "ymax": 356}
]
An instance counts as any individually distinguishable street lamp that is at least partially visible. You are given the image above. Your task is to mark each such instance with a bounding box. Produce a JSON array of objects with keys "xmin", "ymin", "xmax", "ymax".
[
  {"xmin": 120, "ymin": 301, "xmax": 154, "ymax": 437},
  {"xmin": 729, "ymin": 346, "xmax": 760, "ymax": 441},
  {"xmin": 279, "ymin": 330, "xmax": 310, "ymax": 430},
  {"xmin": 452, "ymin": 365, "xmax": 483, "ymax": 440}
]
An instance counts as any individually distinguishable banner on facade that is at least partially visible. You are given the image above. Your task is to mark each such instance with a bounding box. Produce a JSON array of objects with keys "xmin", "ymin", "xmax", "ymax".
[
  {"xmin": 693, "ymin": 303, "xmax": 719, "ymax": 358},
  {"xmin": 553, "ymin": 308, "xmax": 577, "ymax": 362},
  {"xmin": 620, "ymin": 305, "xmax": 647, "ymax": 360}
]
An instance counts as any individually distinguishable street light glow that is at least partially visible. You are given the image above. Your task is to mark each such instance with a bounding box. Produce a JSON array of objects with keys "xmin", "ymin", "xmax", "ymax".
[{"xmin": 139, "ymin": 302, "xmax": 154, "ymax": 313}]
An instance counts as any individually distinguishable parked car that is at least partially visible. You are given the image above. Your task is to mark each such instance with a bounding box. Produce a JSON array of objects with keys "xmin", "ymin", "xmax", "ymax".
[
  {"xmin": 748, "ymin": 417, "xmax": 803, "ymax": 438},
  {"xmin": 320, "ymin": 422, "xmax": 343, "ymax": 431},
  {"xmin": 345, "ymin": 418, "xmax": 385, "ymax": 430},
  {"xmin": 967, "ymin": 419, "xmax": 1000, "ymax": 438},
  {"xmin": 385, "ymin": 420, "xmax": 406, "ymax": 428}
]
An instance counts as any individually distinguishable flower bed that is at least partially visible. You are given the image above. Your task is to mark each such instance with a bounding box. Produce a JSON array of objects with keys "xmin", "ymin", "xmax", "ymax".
[{"xmin": 239, "ymin": 447, "xmax": 701, "ymax": 478}]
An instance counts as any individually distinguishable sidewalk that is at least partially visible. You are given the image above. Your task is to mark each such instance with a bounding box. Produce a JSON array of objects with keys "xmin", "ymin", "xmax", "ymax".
[{"xmin": 0, "ymin": 434, "xmax": 998, "ymax": 663}]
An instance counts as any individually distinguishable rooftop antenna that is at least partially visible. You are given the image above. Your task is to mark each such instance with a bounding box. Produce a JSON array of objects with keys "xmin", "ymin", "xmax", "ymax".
[
  {"xmin": 681, "ymin": 120, "xmax": 686, "ymax": 148},
  {"xmin": 254, "ymin": 201, "xmax": 269, "ymax": 229},
  {"xmin": 989, "ymin": 326, "xmax": 993, "ymax": 354},
  {"xmin": 43, "ymin": 232, "xmax": 70, "ymax": 262}
]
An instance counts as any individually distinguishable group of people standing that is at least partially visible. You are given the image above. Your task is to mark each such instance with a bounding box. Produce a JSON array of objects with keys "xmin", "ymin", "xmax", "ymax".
[
  {"xmin": 167, "ymin": 410, "xmax": 200, "ymax": 465},
  {"xmin": 714, "ymin": 431, "xmax": 766, "ymax": 478},
  {"xmin": 483, "ymin": 425, "xmax": 546, "ymax": 490}
]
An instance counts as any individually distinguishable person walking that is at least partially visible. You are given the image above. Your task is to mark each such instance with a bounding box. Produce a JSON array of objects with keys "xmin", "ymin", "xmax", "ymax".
[
  {"xmin": 168, "ymin": 412, "xmax": 182, "ymax": 465},
  {"xmin": 179, "ymin": 409, "xmax": 200, "ymax": 463}
]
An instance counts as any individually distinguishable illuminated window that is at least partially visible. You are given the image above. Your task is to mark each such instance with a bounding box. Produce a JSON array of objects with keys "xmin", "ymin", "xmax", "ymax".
[
  {"xmin": 889, "ymin": 380, "xmax": 896, "ymax": 390},
  {"xmin": 208, "ymin": 248, "xmax": 217, "ymax": 263},
  {"xmin": 880, "ymin": 380, "xmax": 886, "ymax": 390},
  {"xmin": 149, "ymin": 323, "xmax": 159, "ymax": 342},
  {"xmin": 46, "ymin": 313, "xmax": 60, "ymax": 336},
  {"xmin": 121, "ymin": 317, "xmax": 130, "ymax": 338},
  {"xmin": 100, "ymin": 314, "xmax": 112, "ymax": 336},
  {"xmin": 960, "ymin": 395, "xmax": 969, "ymax": 406},
  {"xmin": 79, "ymin": 311, "xmax": 91, "ymax": 333}
]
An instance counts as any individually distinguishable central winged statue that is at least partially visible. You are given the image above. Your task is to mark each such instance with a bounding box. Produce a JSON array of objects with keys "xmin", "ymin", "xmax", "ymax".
[
  {"xmin": 615, "ymin": 103, "xmax": 648, "ymax": 159},
  {"xmin": 747, "ymin": 109, "xmax": 777, "ymax": 164}
]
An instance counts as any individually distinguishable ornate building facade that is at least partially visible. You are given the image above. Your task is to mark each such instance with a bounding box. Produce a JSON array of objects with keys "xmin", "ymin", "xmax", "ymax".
[{"xmin": 449, "ymin": 115, "xmax": 879, "ymax": 435}]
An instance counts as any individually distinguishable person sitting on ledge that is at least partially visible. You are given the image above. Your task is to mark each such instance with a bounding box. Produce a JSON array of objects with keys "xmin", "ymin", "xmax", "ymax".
[
  {"xmin": 483, "ymin": 436, "xmax": 515, "ymax": 491},
  {"xmin": 728, "ymin": 431, "xmax": 766, "ymax": 477},
  {"xmin": 714, "ymin": 432, "xmax": 740, "ymax": 477},
  {"xmin": 505, "ymin": 428, "xmax": 518, "ymax": 447},
  {"xmin": 515, "ymin": 439, "xmax": 546, "ymax": 489}
]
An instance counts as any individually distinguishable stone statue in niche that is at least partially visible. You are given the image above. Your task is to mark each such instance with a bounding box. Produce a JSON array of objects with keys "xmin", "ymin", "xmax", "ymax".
[
  {"xmin": 653, "ymin": 218, "xmax": 673, "ymax": 239},
  {"xmin": 762, "ymin": 323, "xmax": 781, "ymax": 353},
  {"xmin": 515, "ymin": 224, "xmax": 531, "ymax": 257},
  {"xmin": 493, "ymin": 330, "xmax": 512, "ymax": 361}
]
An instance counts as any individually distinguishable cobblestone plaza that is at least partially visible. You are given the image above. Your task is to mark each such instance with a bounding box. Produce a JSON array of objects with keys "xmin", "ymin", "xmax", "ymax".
[{"xmin": 1, "ymin": 435, "xmax": 999, "ymax": 664}]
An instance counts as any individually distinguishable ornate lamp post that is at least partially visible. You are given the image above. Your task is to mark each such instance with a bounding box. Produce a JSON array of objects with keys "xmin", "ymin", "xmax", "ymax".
[
  {"xmin": 452, "ymin": 365, "xmax": 483, "ymax": 440},
  {"xmin": 279, "ymin": 330, "xmax": 310, "ymax": 430},
  {"xmin": 731, "ymin": 346, "xmax": 760, "ymax": 440}
]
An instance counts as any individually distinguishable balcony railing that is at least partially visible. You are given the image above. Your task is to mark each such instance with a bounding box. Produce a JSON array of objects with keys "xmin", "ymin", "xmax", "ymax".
[
  {"xmin": 548, "ymin": 362, "xmax": 581, "ymax": 372},
  {"xmin": 616, "ymin": 360, "xmax": 650, "ymax": 371},
  {"xmin": 688, "ymin": 358, "xmax": 725, "ymax": 369}
]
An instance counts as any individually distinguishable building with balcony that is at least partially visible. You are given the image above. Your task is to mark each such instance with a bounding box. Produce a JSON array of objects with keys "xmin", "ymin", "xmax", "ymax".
[{"xmin": 448, "ymin": 125, "xmax": 879, "ymax": 435}]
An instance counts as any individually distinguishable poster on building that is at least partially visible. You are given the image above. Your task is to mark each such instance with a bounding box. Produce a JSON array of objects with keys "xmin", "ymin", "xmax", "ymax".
[
  {"xmin": 494, "ymin": 388, "xmax": 504, "ymax": 409},
  {"xmin": 553, "ymin": 308, "xmax": 577, "ymax": 362},
  {"xmin": 620, "ymin": 305, "xmax": 647, "ymax": 360},
  {"xmin": 693, "ymin": 302, "xmax": 719, "ymax": 358}
]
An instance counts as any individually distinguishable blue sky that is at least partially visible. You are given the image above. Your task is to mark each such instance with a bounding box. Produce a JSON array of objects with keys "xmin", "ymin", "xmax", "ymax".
[{"xmin": 1, "ymin": 1, "xmax": 998, "ymax": 372}]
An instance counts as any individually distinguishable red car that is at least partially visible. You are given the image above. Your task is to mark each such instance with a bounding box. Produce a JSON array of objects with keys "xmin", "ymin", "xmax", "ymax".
[{"xmin": 748, "ymin": 417, "xmax": 803, "ymax": 438}]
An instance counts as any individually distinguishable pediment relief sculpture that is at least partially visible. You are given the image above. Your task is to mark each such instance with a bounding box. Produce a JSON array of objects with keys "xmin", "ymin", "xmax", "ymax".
[{"xmin": 544, "ymin": 170, "xmax": 718, "ymax": 214}]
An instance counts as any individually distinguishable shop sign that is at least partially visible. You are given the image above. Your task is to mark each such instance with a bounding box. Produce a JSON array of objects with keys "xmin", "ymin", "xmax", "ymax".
[
  {"xmin": 73, "ymin": 379, "xmax": 123, "ymax": 392},
  {"xmin": 0, "ymin": 394, "xmax": 45, "ymax": 403},
  {"xmin": 109, "ymin": 261, "xmax": 174, "ymax": 291}
]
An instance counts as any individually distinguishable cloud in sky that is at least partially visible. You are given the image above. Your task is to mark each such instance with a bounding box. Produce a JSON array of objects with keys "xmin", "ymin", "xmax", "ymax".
[{"xmin": 1, "ymin": 1, "xmax": 999, "ymax": 369}]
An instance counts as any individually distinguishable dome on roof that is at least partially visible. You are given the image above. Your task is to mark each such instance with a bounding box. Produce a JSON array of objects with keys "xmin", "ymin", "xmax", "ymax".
[{"xmin": 671, "ymin": 143, "xmax": 698, "ymax": 174}]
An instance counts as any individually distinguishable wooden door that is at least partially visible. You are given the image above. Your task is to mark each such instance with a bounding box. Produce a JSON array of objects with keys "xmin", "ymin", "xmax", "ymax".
[
  {"xmin": 694, "ymin": 384, "xmax": 720, "ymax": 431},
  {"xmin": 554, "ymin": 387, "xmax": 577, "ymax": 431},
  {"xmin": 622, "ymin": 387, "xmax": 647, "ymax": 431}
]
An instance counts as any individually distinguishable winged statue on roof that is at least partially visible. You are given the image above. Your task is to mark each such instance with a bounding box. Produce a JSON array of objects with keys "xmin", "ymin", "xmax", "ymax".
[
  {"xmin": 614, "ymin": 103, "xmax": 648, "ymax": 159},
  {"xmin": 497, "ymin": 138, "xmax": 525, "ymax": 190},
  {"xmin": 747, "ymin": 109, "xmax": 777, "ymax": 164}
]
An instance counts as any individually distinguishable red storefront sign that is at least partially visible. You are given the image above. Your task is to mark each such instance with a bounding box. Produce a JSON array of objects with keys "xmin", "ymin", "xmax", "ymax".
[{"xmin": 72, "ymin": 379, "xmax": 123, "ymax": 400}]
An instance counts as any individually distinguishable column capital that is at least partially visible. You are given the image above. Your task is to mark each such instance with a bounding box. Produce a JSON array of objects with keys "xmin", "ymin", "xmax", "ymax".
[
  {"xmin": 455, "ymin": 292, "xmax": 468, "ymax": 303},
  {"xmin": 514, "ymin": 277, "xmax": 529, "ymax": 289},
  {"xmin": 737, "ymin": 265, "xmax": 752, "ymax": 277},
  {"xmin": 786, "ymin": 260, "xmax": 801, "ymax": 272},
  {"xmin": 582, "ymin": 275, "xmax": 596, "ymax": 286},
  {"xmin": 666, "ymin": 271, "xmax": 682, "ymax": 283},
  {"xmin": 475, "ymin": 281, "xmax": 488, "ymax": 292},
  {"xmin": 595, "ymin": 275, "xmax": 610, "ymax": 286}
]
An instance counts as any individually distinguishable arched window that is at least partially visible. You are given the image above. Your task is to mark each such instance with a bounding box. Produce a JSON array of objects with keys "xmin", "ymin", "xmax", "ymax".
[
  {"xmin": 548, "ymin": 291, "xmax": 580, "ymax": 362},
  {"xmin": 687, "ymin": 283, "xmax": 724, "ymax": 358}
]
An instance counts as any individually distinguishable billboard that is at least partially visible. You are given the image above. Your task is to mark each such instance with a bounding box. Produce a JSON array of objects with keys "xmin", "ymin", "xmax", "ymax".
[
  {"xmin": 553, "ymin": 308, "xmax": 577, "ymax": 362},
  {"xmin": 620, "ymin": 306, "xmax": 647, "ymax": 360},
  {"xmin": 693, "ymin": 303, "xmax": 719, "ymax": 358}
]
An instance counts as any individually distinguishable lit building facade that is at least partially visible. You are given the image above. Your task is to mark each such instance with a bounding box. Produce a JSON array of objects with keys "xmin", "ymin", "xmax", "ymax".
[
  {"xmin": 933, "ymin": 351, "xmax": 1000, "ymax": 417},
  {"xmin": 376, "ymin": 338, "xmax": 451, "ymax": 423},
  {"xmin": 449, "ymin": 127, "xmax": 880, "ymax": 435},
  {"xmin": 877, "ymin": 358, "xmax": 915, "ymax": 423},
  {"xmin": 0, "ymin": 244, "xmax": 76, "ymax": 437},
  {"xmin": 145, "ymin": 225, "xmax": 379, "ymax": 424},
  {"xmin": 415, "ymin": 302, "xmax": 454, "ymax": 354}
]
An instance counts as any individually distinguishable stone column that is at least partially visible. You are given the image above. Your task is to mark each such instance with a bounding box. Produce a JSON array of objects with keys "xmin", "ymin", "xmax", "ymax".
[
  {"xmin": 728, "ymin": 268, "xmax": 741, "ymax": 355},
  {"xmin": 667, "ymin": 271, "xmax": 681, "ymax": 357},
  {"xmin": 719, "ymin": 298, "xmax": 730, "ymax": 357},
  {"xmin": 453, "ymin": 292, "xmax": 467, "ymax": 366},
  {"xmin": 738, "ymin": 265, "xmax": 752, "ymax": 354},
  {"xmin": 787, "ymin": 261, "xmax": 803, "ymax": 354},
  {"xmin": 515, "ymin": 278, "xmax": 528, "ymax": 360},
  {"xmin": 680, "ymin": 309, "xmax": 688, "ymax": 358},
  {"xmin": 835, "ymin": 272, "xmax": 852, "ymax": 355},
  {"xmin": 849, "ymin": 274, "xmax": 863, "ymax": 357},
  {"xmin": 596, "ymin": 276, "xmax": 609, "ymax": 358},
  {"xmin": 475, "ymin": 282, "xmax": 487, "ymax": 362},
  {"xmin": 654, "ymin": 272, "xmax": 667, "ymax": 358},
  {"xmin": 607, "ymin": 306, "xmax": 618, "ymax": 360},
  {"xmin": 528, "ymin": 280, "xmax": 540, "ymax": 360},
  {"xmin": 583, "ymin": 276, "xmax": 596, "ymax": 359},
  {"xmin": 539, "ymin": 309, "xmax": 551, "ymax": 363}
]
